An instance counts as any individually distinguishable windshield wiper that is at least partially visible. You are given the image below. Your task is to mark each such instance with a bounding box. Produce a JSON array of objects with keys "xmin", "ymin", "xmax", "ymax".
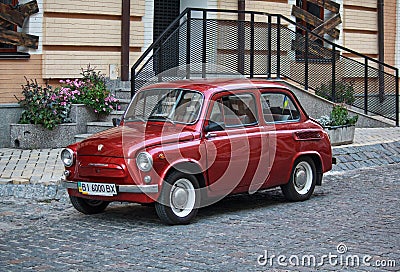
[{"xmin": 148, "ymin": 115, "xmax": 175, "ymax": 125}]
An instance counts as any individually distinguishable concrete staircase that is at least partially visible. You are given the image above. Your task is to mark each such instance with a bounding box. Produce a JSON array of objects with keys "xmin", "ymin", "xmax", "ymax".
[{"xmin": 74, "ymin": 80, "xmax": 131, "ymax": 142}]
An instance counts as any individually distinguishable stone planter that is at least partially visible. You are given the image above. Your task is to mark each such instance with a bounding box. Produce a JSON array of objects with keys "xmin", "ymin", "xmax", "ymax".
[
  {"xmin": 69, "ymin": 104, "xmax": 107, "ymax": 134},
  {"xmin": 10, "ymin": 123, "xmax": 79, "ymax": 149},
  {"xmin": 324, "ymin": 125, "xmax": 356, "ymax": 146}
]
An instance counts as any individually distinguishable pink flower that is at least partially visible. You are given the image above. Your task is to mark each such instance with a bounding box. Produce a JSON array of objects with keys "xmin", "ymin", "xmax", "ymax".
[
  {"xmin": 117, "ymin": 105, "xmax": 121, "ymax": 110},
  {"xmin": 94, "ymin": 109, "xmax": 98, "ymax": 113},
  {"xmin": 61, "ymin": 102, "xmax": 66, "ymax": 106},
  {"xmin": 59, "ymin": 80, "xmax": 65, "ymax": 84}
]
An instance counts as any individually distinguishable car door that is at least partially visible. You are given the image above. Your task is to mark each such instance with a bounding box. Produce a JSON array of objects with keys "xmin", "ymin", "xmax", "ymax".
[
  {"xmin": 203, "ymin": 91, "xmax": 264, "ymax": 196},
  {"xmin": 260, "ymin": 90, "xmax": 302, "ymax": 188}
]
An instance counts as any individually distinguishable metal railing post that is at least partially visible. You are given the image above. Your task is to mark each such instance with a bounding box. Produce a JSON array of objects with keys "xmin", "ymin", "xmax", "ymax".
[
  {"xmin": 332, "ymin": 44, "xmax": 336, "ymax": 102},
  {"xmin": 364, "ymin": 58, "xmax": 369, "ymax": 114},
  {"xmin": 202, "ymin": 10, "xmax": 207, "ymax": 78},
  {"xmin": 186, "ymin": 11, "xmax": 191, "ymax": 79},
  {"xmin": 267, "ymin": 15, "xmax": 272, "ymax": 79},
  {"xmin": 304, "ymin": 33, "xmax": 309, "ymax": 91},
  {"xmin": 131, "ymin": 68, "xmax": 135, "ymax": 98},
  {"xmin": 276, "ymin": 16, "xmax": 281, "ymax": 78},
  {"xmin": 250, "ymin": 13, "xmax": 255, "ymax": 78},
  {"xmin": 158, "ymin": 44, "xmax": 163, "ymax": 82}
]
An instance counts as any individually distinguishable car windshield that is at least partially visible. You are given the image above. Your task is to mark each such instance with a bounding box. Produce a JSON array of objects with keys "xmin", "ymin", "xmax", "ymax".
[{"xmin": 124, "ymin": 88, "xmax": 203, "ymax": 124}]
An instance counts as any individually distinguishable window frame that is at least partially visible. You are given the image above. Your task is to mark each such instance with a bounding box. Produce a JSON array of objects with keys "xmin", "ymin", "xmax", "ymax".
[
  {"xmin": 260, "ymin": 91, "xmax": 301, "ymax": 124},
  {"xmin": 207, "ymin": 91, "xmax": 259, "ymax": 129}
]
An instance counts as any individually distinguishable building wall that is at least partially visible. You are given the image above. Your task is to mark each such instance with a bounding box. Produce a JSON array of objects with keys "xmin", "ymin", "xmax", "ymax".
[
  {"xmin": 42, "ymin": 0, "xmax": 145, "ymax": 79},
  {"xmin": 0, "ymin": 0, "xmax": 44, "ymax": 103},
  {"xmin": 342, "ymin": 1, "xmax": 378, "ymax": 59},
  {"xmin": 384, "ymin": 0, "xmax": 397, "ymax": 68}
]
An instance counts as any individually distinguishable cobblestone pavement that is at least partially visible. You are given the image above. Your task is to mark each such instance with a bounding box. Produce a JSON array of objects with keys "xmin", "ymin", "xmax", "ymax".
[{"xmin": 0, "ymin": 164, "xmax": 398, "ymax": 271}]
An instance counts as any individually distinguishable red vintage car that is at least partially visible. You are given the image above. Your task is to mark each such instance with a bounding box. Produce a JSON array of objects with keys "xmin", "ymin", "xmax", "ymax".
[{"xmin": 61, "ymin": 79, "xmax": 332, "ymax": 225}]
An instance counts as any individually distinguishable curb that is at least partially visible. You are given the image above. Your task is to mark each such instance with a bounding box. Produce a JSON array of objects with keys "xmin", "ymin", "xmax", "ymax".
[{"xmin": 1, "ymin": 141, "xmax": 399, "ymax": 201}]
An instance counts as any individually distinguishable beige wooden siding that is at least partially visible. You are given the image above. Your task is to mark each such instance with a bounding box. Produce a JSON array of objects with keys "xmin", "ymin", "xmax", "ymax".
[
  {"xmin": 343, "ymin": 9, "xmax": 377, "ymax": 31},
  {"xmin": 0, "ymin": 55, "xmax": 44, "ymax": 103},
  {"xmin": 344, "ymin": 0, "xmax": 376, "ymax": 9},
  {"xmin": 44, "ymin": 0, "xmax": 145, "ymax": 17},
  {"xmin": 384, "ymin": 0, "xmax": 397, "ymax": 67},
  {"xmin": 43, "ymin": 18, "xmax": 144, "ymax": 48},
  {"xmin": 42, "ymin": 0, "xmax": 145, "ymax": 79}
]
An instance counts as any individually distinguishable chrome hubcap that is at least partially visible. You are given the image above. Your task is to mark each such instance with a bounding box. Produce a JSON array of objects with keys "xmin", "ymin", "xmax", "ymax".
[
  {"xmin": 172, "ymin": 186, "xmax": 188, "ymax": 210},
  {"xmin": 293, "ymin": 161, "xmax": 313, "ymax": 195},
  {"xmin": 169, "ymin": 178, "xmax": 196, "ymax": 218}
]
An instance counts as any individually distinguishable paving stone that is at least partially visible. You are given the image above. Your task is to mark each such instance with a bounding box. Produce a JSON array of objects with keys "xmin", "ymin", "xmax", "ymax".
[
  {"xmin": 12, "ymin": 178, "xmax": 30, "ymax": 185},
  {"xmin": 0, "ymin": 178, "xmax": 12, "ymax": 185},
  {"xmin": 1, "ymin": 164, "xmax": 399, "ymax": 271}
]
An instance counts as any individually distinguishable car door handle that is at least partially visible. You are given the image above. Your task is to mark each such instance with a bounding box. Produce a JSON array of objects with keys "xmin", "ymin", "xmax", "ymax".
[{"xmin": 205, "ymin": 132, "xmax": 217, "ymax": 139}]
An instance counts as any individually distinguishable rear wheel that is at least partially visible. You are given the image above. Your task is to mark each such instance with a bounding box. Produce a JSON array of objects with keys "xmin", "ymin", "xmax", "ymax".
[
  {"xmin": 281, "ymin": 157, "xmax": 316, "ymax": 201},
  {"xmin": 70, "ymin": 196, "xmax": 110, "ymax": 214},
  {"xmin": 155, "ymin": 171, "xmax": 200, "ymax": 225}
]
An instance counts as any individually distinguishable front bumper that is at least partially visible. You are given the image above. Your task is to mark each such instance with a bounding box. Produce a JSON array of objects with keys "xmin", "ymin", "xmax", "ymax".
[{"xmin": 62, "ymin": 180, "xmax": 159, "ymax": 194}]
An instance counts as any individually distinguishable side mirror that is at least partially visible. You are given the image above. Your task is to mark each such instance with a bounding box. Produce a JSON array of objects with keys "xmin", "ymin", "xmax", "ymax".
[
  {"xmin": 112, "ymin": 118, "xmax": 121, "ymax": 127},
  {"xmin": 205, "ymin": 121, "xmax": 225, "ymax": 132}
]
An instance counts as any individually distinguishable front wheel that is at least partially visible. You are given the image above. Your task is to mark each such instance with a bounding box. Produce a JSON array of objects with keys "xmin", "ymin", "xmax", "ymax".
[
  {"xmin": 69, "ymin": 196, "xmax": 110, "ymax": 214},
  {"xmin": 155, "ymin": 171, "xmax": 200, "ymax": 225},
  {"xmin": 281, "ymin": 157, "xmax": 316, "ymax": 201}
]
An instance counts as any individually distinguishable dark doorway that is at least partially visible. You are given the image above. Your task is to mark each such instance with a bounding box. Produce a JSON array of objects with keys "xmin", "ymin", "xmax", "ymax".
[{"xmin": 153, "ymin": 0, "xmax": 181, "ymax": 74}]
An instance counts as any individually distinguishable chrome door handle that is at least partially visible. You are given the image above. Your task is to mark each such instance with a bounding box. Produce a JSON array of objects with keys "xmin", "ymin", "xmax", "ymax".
[{"xmin": 205, "ymin": 132, "xmax": 217, "ymax": 139}]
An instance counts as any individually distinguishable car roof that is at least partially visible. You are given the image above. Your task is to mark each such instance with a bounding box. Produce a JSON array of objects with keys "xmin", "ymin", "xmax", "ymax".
[{"xmin": 140, "ymin": 78, "xmax": 288, "ymax": 94}]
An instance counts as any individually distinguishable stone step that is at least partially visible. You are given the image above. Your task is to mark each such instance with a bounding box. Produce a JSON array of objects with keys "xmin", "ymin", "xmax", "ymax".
[
  {"xmin": 74, "ymin": 133, "xmax": 93, "ymax": 142},
  {"xmin": 117, "ymin": 98, "xmax": 130, "ymax": 111},
  {"xmin": 86, "ymin": 121, "xmax": 114, "ymax": 134},
  {"xmin": 114, "ymin": 87, "xmax": 132, "ymax": 100}
]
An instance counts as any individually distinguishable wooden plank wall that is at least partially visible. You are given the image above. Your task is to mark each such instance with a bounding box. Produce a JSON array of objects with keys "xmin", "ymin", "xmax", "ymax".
[
  {"xmin": 0, "ymin": 55, "xmax": 44, "ymax": 103},
  {"xmin": 42, "ymin": 0, "xmax": 145, "ymax": 79}
]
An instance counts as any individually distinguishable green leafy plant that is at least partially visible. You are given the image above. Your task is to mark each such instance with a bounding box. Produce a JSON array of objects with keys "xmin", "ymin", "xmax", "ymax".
[
  {"xmin": 317, "ymin": 104, "xmax": 358, "ymax": 127},
  {"xmin": 17, "ymin": 66, "xmax": 119, "ymax": 130},
  {"xmin": 58, "ymin": 65, "xmax": 119, "ymax": 118},
  {"xmin": 315, "ymin": 81, "xmax": 355, "ymax": 105},
  {"xmin": 16, "ymin": 78, "xmax": 71, "ymax": 130}
]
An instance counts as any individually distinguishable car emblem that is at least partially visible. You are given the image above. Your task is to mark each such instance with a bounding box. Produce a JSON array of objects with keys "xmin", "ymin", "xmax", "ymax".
[{"xmin": 98, "ymin": 144, "xmax": 104, "ymax": 152}]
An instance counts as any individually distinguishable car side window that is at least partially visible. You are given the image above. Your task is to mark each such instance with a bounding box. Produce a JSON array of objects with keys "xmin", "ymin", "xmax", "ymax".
[
  {"xmin": 209, "ymin": 93, "xmax": 258, "ymax": 128},
  {"xmin": 261, "ymin": 93, "xmax": 300, "ymax": 123}
]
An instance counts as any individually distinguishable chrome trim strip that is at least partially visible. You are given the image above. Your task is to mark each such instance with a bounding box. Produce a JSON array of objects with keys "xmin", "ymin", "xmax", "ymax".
[
  {"xmin": 88, "ymin": 163, "xmax": 109, "ymax": 167},
  {"xmin": 61, "ymin": 181, "xmax": 159, "ymax": 194}
]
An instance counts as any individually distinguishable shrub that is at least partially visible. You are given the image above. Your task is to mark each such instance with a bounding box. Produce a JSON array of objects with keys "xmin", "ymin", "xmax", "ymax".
[
  {"xmin": 317, "ymin": 104, "xmax": 358, "ymax": 127},
  {"xmin": 315, "ymin": 81, "xmax": 355, "ymax": 105},
  {"xmin": 17, "ymin": 78, "xmax": 71, "ymax": 130},
  {"xmin": 17, "ymin": 66, "xmax": 120, "ymax": 130},
  {"xmin": 58, "ymin": 66, "xmax": 119, "ymax": 117}
]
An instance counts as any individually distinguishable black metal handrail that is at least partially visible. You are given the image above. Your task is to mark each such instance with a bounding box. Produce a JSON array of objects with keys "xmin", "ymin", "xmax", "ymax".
[{"xmin": 131, "ymin": 8, "xmax": 399, "ymax": 126}]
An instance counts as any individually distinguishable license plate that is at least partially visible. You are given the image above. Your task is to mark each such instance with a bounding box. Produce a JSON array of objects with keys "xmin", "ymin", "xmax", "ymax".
[{"xmin": 78, "ymin": 182, "xmax": 117, "ymax": 196}]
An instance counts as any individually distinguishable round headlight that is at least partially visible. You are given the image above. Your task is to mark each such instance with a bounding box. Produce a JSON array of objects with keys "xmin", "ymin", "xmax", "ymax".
[
  {"xmin": 61, "ymin": 148, "xmax": 74, "ymax": 167},
  {"xmin": 136, "ymin": 152, "xmax": 153, "ymax": 172}
]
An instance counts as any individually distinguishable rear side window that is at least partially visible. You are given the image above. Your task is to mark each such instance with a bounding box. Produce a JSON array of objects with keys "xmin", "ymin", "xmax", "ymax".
[
  {"xmin": 209, "ymin": 93, "xmax": 258, "ymax": 128},
  {"xmin": 261, "ymin": 93, "xmax": 300, "ymax": 123}
]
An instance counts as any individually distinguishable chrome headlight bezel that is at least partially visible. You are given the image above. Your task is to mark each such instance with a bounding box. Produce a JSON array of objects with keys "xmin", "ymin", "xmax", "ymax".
[
  {"xmin": 61, "ymin": 148, "xmax": 75, "ymax": 167},
  {"xmin": 136, "ymin": 152, "xmax": 153, "ymax": 172}
]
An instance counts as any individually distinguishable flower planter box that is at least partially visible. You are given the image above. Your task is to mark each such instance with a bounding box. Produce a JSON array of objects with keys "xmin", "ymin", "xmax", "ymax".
[
  {"xmin": 324, "ymin": 125, "xmax": 356, "ymax": 146},
  {"xmin": 10, "ymin": 123, "xmax": 79, "ymax": 149}
]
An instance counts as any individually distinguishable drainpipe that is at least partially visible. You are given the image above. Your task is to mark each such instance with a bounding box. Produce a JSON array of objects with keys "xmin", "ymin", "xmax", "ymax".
[
  {"xmin": 121, "ymin": 0, "xmax": 130, "ymax": 81},
  {"xmin": 238, "ymin": 0, "xmax": 245, "ymax": 74},
  {"xmin": 378, "ymin": 0, "xmax": 384, "ymax": 102}
]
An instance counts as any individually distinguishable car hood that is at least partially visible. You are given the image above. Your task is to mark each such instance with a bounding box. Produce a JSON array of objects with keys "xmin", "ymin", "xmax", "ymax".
[{"xmin": 77, "ymin": 123, "xmax": 199, "ymax": 158}]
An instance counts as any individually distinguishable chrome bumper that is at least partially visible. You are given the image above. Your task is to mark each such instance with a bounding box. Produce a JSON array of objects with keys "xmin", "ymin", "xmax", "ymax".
[{"xmin": 62, "ymin": 180, "xmax": 159, "ymax": 194}]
